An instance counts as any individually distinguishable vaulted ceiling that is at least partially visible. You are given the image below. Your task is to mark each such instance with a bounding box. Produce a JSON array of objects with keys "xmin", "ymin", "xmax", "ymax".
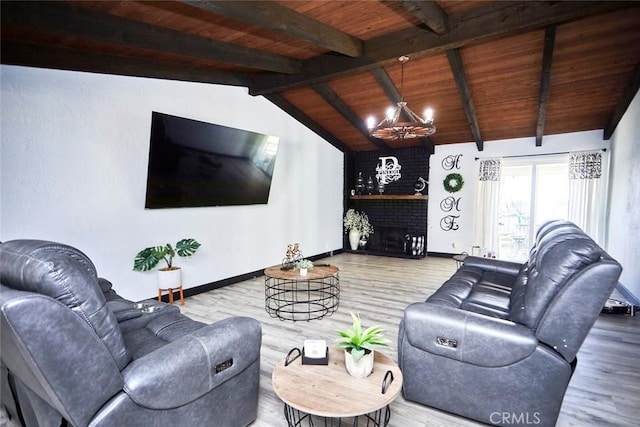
[{"xmin": 2, "ymin": 1, "xmax": 639, "ymax": 153}]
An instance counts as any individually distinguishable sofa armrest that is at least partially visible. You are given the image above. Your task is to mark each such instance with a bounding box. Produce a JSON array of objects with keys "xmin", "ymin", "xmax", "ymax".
[
  {"xmin": 402, "ymin": 302, "xmax": 536, "ymax": 367},
  {"xmin": 122, "ymin": 316, "xmax": 261, "ymax": 409},
  {"xmin": 1, "ymin": 290, "xmax": 124, "ymax": 427},
  {"xmin": 462, "ymin": 256, "xmax": 523, "ymax": 276}
]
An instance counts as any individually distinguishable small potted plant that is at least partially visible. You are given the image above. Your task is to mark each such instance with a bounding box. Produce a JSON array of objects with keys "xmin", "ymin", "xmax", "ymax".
[
  {"xmin": 294, "ymin": 259, "xmax": 314, "ymax": 276},
  {"xmin": 133, "ymin": 238, "xmax": 201, "ymax": 288},
  {"xmin": 335, "ymin": 312, "xmax": 390, "ymax": 378}
]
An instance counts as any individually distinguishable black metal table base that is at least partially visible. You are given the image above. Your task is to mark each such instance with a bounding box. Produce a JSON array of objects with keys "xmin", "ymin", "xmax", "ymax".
[
  {"xmin": 265, "ymin": 274, "xmax": 339, "ymax": 321},
  {"xmin": 283, "ymin": 404, "xmax": 391, "ymax": 427}
]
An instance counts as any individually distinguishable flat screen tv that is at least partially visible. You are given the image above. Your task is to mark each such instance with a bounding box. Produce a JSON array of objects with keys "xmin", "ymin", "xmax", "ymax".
[{"xmin": 145, "ymin": 112, "xmax": 280, "ymax": 208}]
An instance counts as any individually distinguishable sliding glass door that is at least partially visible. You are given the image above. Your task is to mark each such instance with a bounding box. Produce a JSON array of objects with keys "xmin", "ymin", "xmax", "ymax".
[{"xmin": 498, "ymin": 157, "xmax": 569, "ymax": 261}]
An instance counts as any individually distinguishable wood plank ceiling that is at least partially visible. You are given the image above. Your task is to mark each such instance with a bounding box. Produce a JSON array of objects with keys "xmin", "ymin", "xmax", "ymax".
[{"xmin": 2, "ymin": 1, "xmax": 639, "ymax": 153}]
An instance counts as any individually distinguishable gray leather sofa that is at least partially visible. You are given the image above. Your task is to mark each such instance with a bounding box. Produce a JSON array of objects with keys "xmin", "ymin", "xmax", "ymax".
[
  {"xmin": 398, "ymin": 220, "xmax": 622, "ymax": 426},
  {"xmin": 0, "ymin": 240, "xmax": 261, "ymax": 427}
]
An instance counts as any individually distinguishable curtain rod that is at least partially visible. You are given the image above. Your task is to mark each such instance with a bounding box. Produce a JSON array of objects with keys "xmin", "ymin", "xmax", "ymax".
[{"xmin": 474, "ymin": 148, "xmax": 606, "ymax": 161}]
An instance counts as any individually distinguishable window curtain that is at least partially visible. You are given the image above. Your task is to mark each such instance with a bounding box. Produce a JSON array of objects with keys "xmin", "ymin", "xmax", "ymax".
[
  {"xmin": 474, "ymin": 159, "xmax": 502, "ymax": 256},
  {"xmin": 568, "ymin": 151, "xmax": 607, "ymax": 244}
]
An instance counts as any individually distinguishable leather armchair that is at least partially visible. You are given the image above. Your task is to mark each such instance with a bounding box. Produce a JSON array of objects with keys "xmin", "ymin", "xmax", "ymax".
[
  {"xmin": 0, "ymin": 240, "xmax": 261, "ymax": 427},
  {"xmin": 398, "ymin": 221, "xmax": 622, "ymax": 426}
]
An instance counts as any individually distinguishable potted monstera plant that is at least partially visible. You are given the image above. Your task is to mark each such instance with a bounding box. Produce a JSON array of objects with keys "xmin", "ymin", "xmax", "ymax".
[
  {"xmin": 335, "ymin": 312, "xmax": 390, "ymax": 378},
  {"xmin": 133, "ymin": 238, "xmax": 201, "ymax": 288}
]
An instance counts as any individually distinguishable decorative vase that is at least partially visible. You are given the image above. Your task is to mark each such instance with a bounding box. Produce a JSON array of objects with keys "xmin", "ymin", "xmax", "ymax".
[
  {"xmin": 356, "ymin": 172, "xmax": 365, "ymax": 195},
  {"xmin": 359, "ymin": 239, "xmax": 368, "ymax": 249},
  {"xmin": 158, "ymin": 267, "xmax": 181, "ymax": 289},
  {"xmin": 344, "ymin": 349, "xmax": 374, "ymax": 378},
  {"xmin": 300, "ymin": 268, "xmax": 308, "ymax": 276},
  {"xmin": 348, "ymin": 229, "xmax": 361, "ymax": 250},
  {"xmin": 366, "ymin": 176, "xmax": 374, "ymax": 194}
]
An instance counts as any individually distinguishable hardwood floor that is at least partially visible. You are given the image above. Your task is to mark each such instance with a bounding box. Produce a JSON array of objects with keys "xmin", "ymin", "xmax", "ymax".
[{"xmin": 181, "ymin": 253, "xmax": 640, "ymax": 427}]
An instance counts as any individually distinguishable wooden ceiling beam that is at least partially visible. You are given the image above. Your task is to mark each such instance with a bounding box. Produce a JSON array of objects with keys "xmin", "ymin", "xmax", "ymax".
[
  {"xmin": 398, "ymin": 1, "xmax": 449, "ymax": 35},
  {"xmin": 250, "ymin": 1, "xmax": 631, "ymax": 95},
  {"xmin": 1, "ymin": 1, "xmax": 301, "ymax": 75},
  {"xmin": 370, "ymin": 68, "xmax": 403, "ymax": 105},
  {"xmin": 182, "ymin": 0, "xmax": 364, "ymax": 57},
  {"xmin": 370, "ymin": 67, "xmax": 435, "ymax": 154},
  {"xmin": 311, "ymin": 83, "xmax": 389, "ymax": 151},
  {"xmin": 265, "ymin": 94, "xmax": 352, "ymax": 153},
  {"xmin": 446, "ymin": 49, "xmax": 483, "ymax": 151},
  {"xmin": 536, "ymin": 25, "xmax": 557, "ymax": 147},
  {"xmin": 604, "ymin": 63, "xmax": 640, "ymax": 140},
  {"xmin": 1, "ymin": 41, "xmax": 249, "ymax": 87}
]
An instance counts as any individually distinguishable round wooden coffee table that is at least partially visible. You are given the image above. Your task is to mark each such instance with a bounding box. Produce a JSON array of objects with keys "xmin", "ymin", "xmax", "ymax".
[
  {"xmin": 272, "ymin": 346, "xmax": 403, "ymax": 426},
  {"xmin": 264, "ymin": 264, "xmax": 339, "ymax": 321}
]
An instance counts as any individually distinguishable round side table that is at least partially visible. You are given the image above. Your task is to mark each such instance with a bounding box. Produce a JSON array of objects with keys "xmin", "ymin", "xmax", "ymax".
[
  {"xmin": 272, "ymin": 346, "xmax": 402, "ymax": 426},
  {"xmin": 264, "ymin": 265, "xmax": 339, "ymax": 321}
]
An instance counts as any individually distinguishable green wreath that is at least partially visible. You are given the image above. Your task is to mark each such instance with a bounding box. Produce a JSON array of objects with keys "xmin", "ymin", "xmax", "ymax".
[{"xmin": 443, "ymin": 173, "xmax": 464, "ymax": 193}]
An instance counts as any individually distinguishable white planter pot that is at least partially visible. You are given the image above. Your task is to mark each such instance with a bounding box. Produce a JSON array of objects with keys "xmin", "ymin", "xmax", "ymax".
[
  {"xmin": 344, "ymin": 349, "xmax": 374, "ymax": 378},
  {"xmin": 299, "ymin": 268, "xmax": 308, "ymax": 276},
  {"xmin": 348, "ymin": 229, "xmax": 361, "ymax": 250},
  {"xmin": 158, "ymin": 267, "xmax": 181, "ymax": 289}
]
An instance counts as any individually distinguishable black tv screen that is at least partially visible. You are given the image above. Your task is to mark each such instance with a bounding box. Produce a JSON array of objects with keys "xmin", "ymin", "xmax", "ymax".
[{"xmin": 145, "ymin": 112, "xmax": 279, "ymax": 208}]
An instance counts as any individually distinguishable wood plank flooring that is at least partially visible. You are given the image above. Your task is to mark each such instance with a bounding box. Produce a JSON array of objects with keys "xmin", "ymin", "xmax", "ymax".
[{"xmin": 181, "ymin": 253, "xmax": 640, "ymax": 427}]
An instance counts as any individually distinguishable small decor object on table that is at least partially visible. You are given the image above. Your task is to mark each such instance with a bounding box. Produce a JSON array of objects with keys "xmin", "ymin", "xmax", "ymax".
[
  {"xmin": 343, "ymin": 209, "xmax": 374, "ymax": 251},
  {"xmin": 282, "ymin": 243, "xmax": 303, "ymax": 269},
  {"xmin": 302, "ymin": 339, "xmax": 329, "ymax": 365},
  {"xmin": 335, "ymin": 312, "xmax": 390, "ymax": 378},
  {"xmin": 294, "ymin": 259, "xmax": 314, "ymax": 276}
]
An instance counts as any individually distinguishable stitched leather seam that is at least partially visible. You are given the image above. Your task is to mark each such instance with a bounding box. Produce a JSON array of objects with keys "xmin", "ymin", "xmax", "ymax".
[{"xmin": 192, "ymin": 335, "xmax": 213, "ymax": 389}]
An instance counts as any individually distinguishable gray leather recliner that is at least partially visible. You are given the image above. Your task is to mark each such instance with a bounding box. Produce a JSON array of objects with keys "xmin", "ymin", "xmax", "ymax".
[
  {"xmin": 398, "ymin": 220, "xmax": 622, "ymax": 426},
  {"xmin": 0, "ymin": 240, "xmax": 261, "ymax": 427}
]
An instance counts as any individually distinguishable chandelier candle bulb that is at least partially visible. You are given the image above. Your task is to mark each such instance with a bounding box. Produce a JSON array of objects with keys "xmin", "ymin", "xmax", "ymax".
[
  {"xmin": 366, "ymin": 116, "xmax": 376, "ymax": 129},
  {"xmin": 425, "ymin": 108, "xmax": 434, "ymax": 122},
  {"xmin": 386, "ymin": 107, "xmax": 396, "ymax": 121}
]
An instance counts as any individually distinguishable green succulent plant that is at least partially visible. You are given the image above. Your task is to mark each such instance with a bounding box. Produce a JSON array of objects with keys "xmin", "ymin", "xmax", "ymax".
[
  {"xmin": 294, "ymin": 259, "xmax": 314, "ymax": 270},
  {"xmin": 335, "ymin": 312, "xmax": 390, "ymax": 361},
  {"xmin": 133, "ymin": 238, "xmax": 201, "ymax": 271}
]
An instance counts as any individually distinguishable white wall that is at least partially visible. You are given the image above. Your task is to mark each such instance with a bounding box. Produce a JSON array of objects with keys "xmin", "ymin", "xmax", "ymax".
[
  {"xmin": 607, "ymin": 90, "xmax": 640, "ymax": 301},
  {"xmin": 428, "ymin": 130, "xmax": 608, "ymax": 254},
  {"xmin": 1, "ymin": 65, "xmax": 344, "ymax": 301}
]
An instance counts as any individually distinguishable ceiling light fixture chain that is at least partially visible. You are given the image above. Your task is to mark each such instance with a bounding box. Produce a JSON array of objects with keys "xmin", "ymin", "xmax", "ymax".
[
  {"xmin": 399, "ymin": 55, "xmax": 408, "ymax": 102},
  {"xmin": 366, "ymin": 55, "xmax": 435, "ymax": 141}
]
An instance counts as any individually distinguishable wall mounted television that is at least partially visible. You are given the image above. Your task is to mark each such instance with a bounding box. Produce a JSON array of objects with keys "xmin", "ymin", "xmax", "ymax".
[{"xmin": 145, "ymin": 111, "xmax": 280, "ymax": 208}]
